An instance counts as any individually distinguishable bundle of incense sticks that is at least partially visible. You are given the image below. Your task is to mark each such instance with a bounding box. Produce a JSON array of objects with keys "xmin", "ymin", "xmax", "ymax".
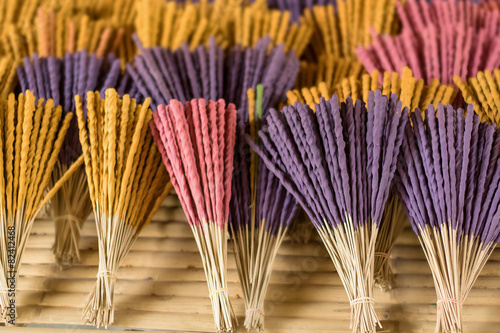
[
  {"xmin": 454, "ymin": 69, "xmax": 500, "ymax": 125},
  {"xmin": 75, "ymin": 89, "xmax": 170, "ymax": 327},
  {"xmin": 230, "ymin": 85, "xmax": 298, "ymax": 331},
  {"xmin": 151, "ymin": 98, "xmax": 237, "ymax": 332},
  {"xmin": 136, "ymin": 0, "xmax": 312, "ymax": 56},
  {"xmin": 288, "ymin": 67, "xmax": 456, "ymax": 113},
  {"xmin": 16, "ymin": 25, "xmax": 139, "ymax": 265},
  {"xmin": 287, "ymin": 67, "xmax": 455, "ymax": 290},
  {"xmin": 294, "ymin": 57, "xmax": 366, "ymax": 91},
  {"xmin": 0, "ymin": 91, "xmax": 84, "ymax": 323},
  {"xmin": 128, "ymin": 35, "xmax": 299, "ymax": 111},
  {"xmin": 396, "ymin": 103, "xmax": 500, "ymax": 332},
  {"xmin": 357, "ymin": 0, "xmax": 500, "ymax": 85},
  {"xmin": 248, "ymin": 91, "xmax": 408, "ymax": 332}
]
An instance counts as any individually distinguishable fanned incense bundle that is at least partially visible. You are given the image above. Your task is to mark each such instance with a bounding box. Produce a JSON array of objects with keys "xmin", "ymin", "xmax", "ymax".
[
  {"xmin": 230, "ymin": 85, "xmax": 298, "ymax": 331},
  {"xmin": 75, "ymin": 89, "xmax": 170, "ymax": 327},
  {"xmin": 288, "ymin": 67, "xmax": 455, "ymax": 290},
  {"xmin": 289, "ymin": 67, "xmax": 457, "ymax": 113},
  {"xmin": 0, "ymin": 91, "xmax": 83, "ymax": 322},
  {"xmin": 357, "ymin": 0, "xmax": 500, "ymax": 84},
  {"xmin": 454, "ymin": 69, "xmax": 500, "ymax": 125},
  {"xmin": 395, "ymin": 103, "xmax": 500, "ymax": 332},
  {"xmin": 248, "ymin": 91, "xmax": 408, "ymax": 332},
  {"xmin": 135, "ymin": 0, "xmax": 312, "ymax": 56},
  {"xmin": 151, "ymin": 98, "xmax": 237, "ymax": 332},
  {"xmin": 128, "ymin": 35, "xmax": 299, "ymax": 112},
  {"xmin": 6, "ymin": 2, "xmax": 136, "ymax": 65},
  {"xmin": 16, "ymin": 31, "xmax": 140, "ymax": 266}
]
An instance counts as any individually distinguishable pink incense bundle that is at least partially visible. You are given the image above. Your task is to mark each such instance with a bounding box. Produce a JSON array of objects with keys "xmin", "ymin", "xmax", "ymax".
[
  {"xmin": 356, "ymin": 0, "xmax": 500, "ymax": 84},
  {"xmin": 150, "ymin": 99, "xmax": 238, "ymax": 332}
]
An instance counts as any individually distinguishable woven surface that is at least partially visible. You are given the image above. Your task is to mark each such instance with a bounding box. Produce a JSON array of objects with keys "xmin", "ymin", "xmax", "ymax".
[{"xmin": 9, "ymin": 195, "xmax": 500, "ymax": 332}]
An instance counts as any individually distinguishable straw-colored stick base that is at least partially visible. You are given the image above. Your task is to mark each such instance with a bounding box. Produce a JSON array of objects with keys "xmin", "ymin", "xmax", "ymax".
[
  {"xmin": 417, "ymin": 224, "xmax": 495, "ymax": 333},
  {"xmin": 374, "ymin": 194, "xmax": 405, "ymax": 291},
  {"xmin": 374, "ymin": 255, "xmax": 394, "ymax": 291},
  {"xmin": 316, "ymin": 220, "xmax": 380, "ymax": 333},
  {"xmin": 82, "ymin": 274, "xmax": 116, "ymax": 328},
  {"xmin": 231, "ymin": 221, "xmax": 287, "ymax": 332},
  {"xmin": 50, "ymin": 165, "xmax": 92, "ymax": 267},
  {"xmin": 191, "ymin": 221, "xmax": 236, "ymax": 332},
  {"xmin": 52, "ymin": 217, "xmax": 84, "ymax": 266}
]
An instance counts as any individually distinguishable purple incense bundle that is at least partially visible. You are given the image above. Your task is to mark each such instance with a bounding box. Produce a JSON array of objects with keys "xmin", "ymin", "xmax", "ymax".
[
  {"xmin": 16, "ymin": 51, "xmax": 140, "ymax": 266},
  {"xmin": 356, "ymin": 0, "xmax": 500, "ymax": 85},
  {"xmin": 395, "ymin": 103, "xmax": 500, "ymax": 332},
  {"xmin": 127, "ymin": 35, "xmax": 299, "ymax": 112},
  {"xmin": 229, "ymin": 85, "xmax": 298, "ymax": 331},
  {"xmin": 247, "ymin": 91, "xmax": 408, "ymax": 333}
]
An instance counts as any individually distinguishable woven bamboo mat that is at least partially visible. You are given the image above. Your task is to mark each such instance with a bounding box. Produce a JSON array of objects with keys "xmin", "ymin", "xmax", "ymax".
[{"xmin": 5, "ymin": 195, "xmax": 500, "ymax": 332}]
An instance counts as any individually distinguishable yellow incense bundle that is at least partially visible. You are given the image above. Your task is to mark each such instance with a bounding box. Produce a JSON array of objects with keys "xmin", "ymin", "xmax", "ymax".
[
  {"xmin": 0, "ymin": 90, "xmax": 83, "ymax": 324},
  {"xmin": 135, "ymin": 0, "xmax": 312, "ymax": 56},
  {"xmin": 288, "ymin": 67, "xmax": 457, "ymax": 113},
  {"xmin": 454, "ymin": 69, "xmax": 500, "ymax": 125},
  {"xmin": 303, "ymin": 1, "xmax": 399, "ymax": 59},
  {"xmin": 75, "ymin": 89, "xmax": 170, "ymax": 328}
]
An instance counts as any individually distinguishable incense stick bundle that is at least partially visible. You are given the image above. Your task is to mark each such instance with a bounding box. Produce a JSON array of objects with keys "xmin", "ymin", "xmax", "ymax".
[
  {"xmin": 357, "ymin": 0, "xmax": 500, "ymax": 85},
  {"xmin": 288, "ymin": 67, "xmax": 455, "ymax": 290},
  {"xmin": 75, "ymin": 89, "xmax": 170, "ymax": 327},
  {"xmin": 0, "ymin": 90, "xmax": 83, "ymax": 323},
  {"xmin": 151, "ymin": 98, "xmax": 237, "ymax": 332},
  {"xmin": 128, "ymin": 35, "xmax": 299, "ymax": 111},
  {"xmin": 136, "ymin": 0, "xmax": 311, "ymax": 56},
  {"xmin": 247, "ymin": 91, "xmax": 408, "ymax": 332},
  {"xmin": 395, "ymin": 103, "xmax": 500, "ymax": 332},
  {"xmin": 454, "ymin": 69, "xmax": 500, "ymax": 125},
  {"xmin": 289, "ymin": 67, "xmax": 456, "ymax": 113},
  {"xmin": 16, "ymin": 33, "xmax": 140, "ymax": 266},
  {"xmin": 230, "ymin": 85, "xmax": 298, "ymax": 331}
]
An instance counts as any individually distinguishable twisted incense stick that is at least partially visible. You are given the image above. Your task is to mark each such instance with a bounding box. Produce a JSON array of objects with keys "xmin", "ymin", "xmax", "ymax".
[
  {"xmin": 151, "ymin": 98, "xmax": 237, "ymax": 332},
  {"xmin": 396, "ymin": 103, "xmax": 500, "ymax": 332},
  {"xmin": 230, "ymin": 85, "xmax": 298, "ymax": 331},
  {"xmin": 248, "ymin": 91, "xmax": 408, "ymax": 332},
  {"xmin": 75, "ymin": 89, "xmax": 170, "ymax": 328},
  {"xmin": 0, "ymin": 91, "xmax": 83, "ymax": 323}
]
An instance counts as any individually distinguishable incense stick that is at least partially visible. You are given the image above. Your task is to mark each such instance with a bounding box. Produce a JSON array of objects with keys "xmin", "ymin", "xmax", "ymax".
[
  {"xmin": 247, "ymin": 91, "xmax": 408, "ymax": 332},
  {"xmin": 75, "ymin": 89, "xmax": 170, "ymax": 328},
  {"xmin": 396, "ymin": 103, "xmax": 500, "ymax": 332},
  {"xmin": 151, "ymin": 98, "xmax": 238, "ymax": 332}
]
